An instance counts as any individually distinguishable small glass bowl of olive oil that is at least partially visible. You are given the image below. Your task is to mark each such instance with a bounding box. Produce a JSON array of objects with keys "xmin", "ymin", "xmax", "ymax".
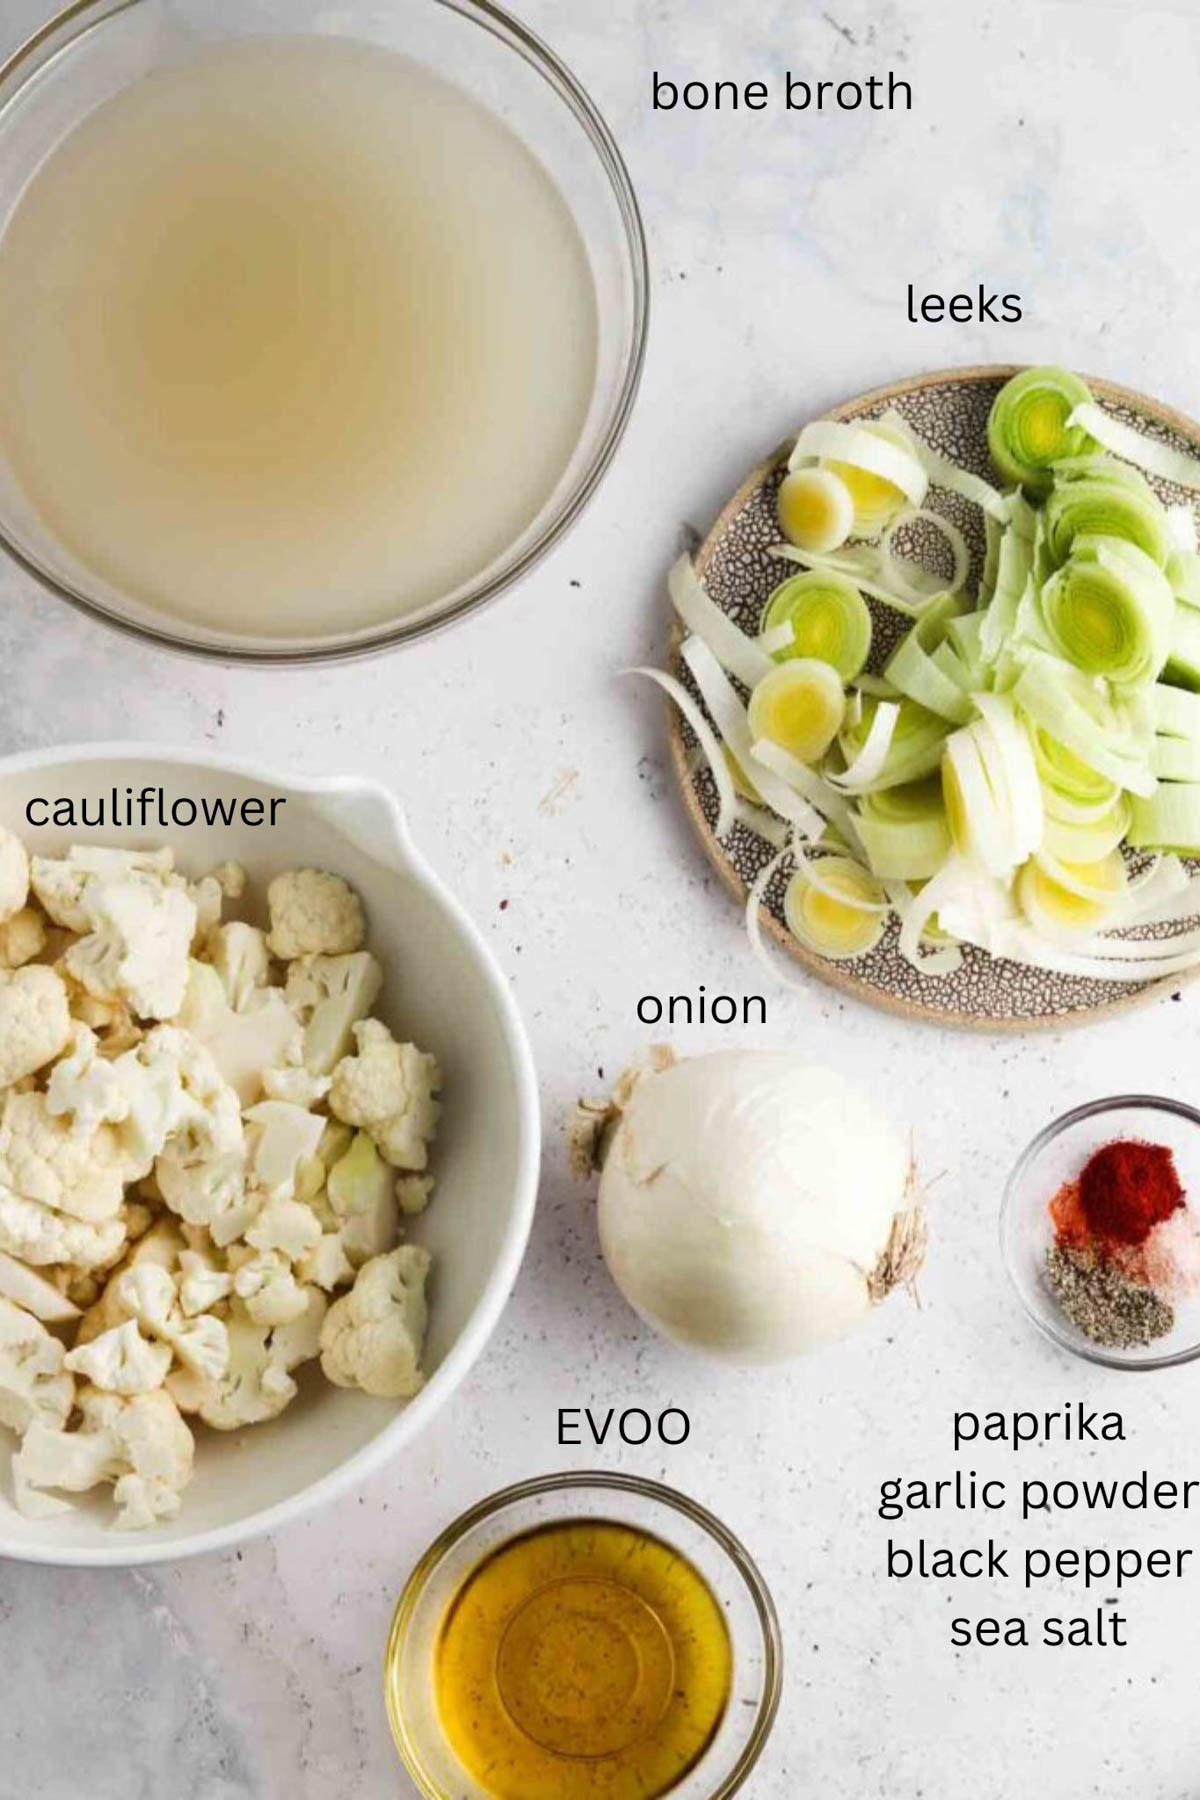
[{"xmin": 385, "ymin": 1473, "xmax": 781, "ymax": 1800}]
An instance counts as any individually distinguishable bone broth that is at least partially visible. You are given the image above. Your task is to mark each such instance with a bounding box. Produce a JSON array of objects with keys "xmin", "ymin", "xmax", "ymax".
[{"xmin": 0, "ymin": 37, "xmax": 598, "ymax": 641}]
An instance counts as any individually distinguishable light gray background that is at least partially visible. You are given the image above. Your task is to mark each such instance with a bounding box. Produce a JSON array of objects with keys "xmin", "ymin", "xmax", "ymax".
[{"xmin": 4, "ymin": 1, "xmax": 1200, "ymax": 1795}]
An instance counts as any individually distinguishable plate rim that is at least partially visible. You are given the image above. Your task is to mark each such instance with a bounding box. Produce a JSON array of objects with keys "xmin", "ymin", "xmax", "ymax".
[{"xmin": 667, "ymin": 363, "xmax": 1200, "ymax": 1032}]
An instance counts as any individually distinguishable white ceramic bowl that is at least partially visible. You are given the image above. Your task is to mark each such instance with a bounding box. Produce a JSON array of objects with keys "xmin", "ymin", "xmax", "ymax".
[{"xmin": 0, "ymin": 743, "xmax": 540, "ymax": 1565}]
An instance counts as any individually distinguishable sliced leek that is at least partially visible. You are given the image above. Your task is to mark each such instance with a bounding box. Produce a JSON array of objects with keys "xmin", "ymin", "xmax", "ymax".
[
  {"xmin": 855, "ymin": 778, "xmax": 951, "ymax": 879},
  {"xmin": 760, "ymin": 571, "xmax": 871, "ymax": 680},
  {"xmin": 1017, "ymin": 854, "xmax": 1128, "ymax": 943},
  {"xmin": 660, "ymin": 369, "xmax": 1200, "ymax": 994},
  {"xmin": 1043, "ymin": 461, "xmax": 1170, "ymax": 569},
  {"xmin": 987, "ymin": 367, "xmax": 1095, "ymax": 495},
  {"xmin": 783, "ymin": 856, "xmax": 887, "ymax": 960},
  {"xmin": 1068, "ymin": 401, "xmax": 1200, "ymax": 494},
  {"xmin": 790, "ymin": 417, "xmax": 928, "ymax": 511},
  {"xmin": 747, "ymin": 659, "xmax": 845, "ymax": 765},
  {"xmin": 1038, "ymin": 534, "xmax": 1172, "ymax": 687},
  {"xmin": 1128, "ymin": 784, "xmax": 1200, "ymax": 854},
  {"xmin": 776, "ymin": 467, "xmax": 855, "ymax": 554},
  {"xmin": 1166, "ymin": 602, "xmax": 1200, "ymax": 691}
]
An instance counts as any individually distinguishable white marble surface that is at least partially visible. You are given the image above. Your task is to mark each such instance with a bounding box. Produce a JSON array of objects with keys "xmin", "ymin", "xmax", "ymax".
[{"xmin": 5, "ymin": 0, "xmax": 1200, "ymax": 1795}]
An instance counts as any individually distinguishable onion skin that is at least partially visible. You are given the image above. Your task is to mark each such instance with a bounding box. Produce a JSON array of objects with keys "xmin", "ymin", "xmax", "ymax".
[{"xmin": 593, "ymin": 1050, "xmax": 922, "ymax": 1365}]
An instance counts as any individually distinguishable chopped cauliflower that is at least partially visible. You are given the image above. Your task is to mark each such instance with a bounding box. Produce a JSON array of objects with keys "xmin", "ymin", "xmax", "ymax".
[
  {"xmin": 319, "ymin": 1246, "xmax": 430, "ymax": 1399},
  {"xmin": 298, "ymin": 1232, "xmax": 355, "ymax": 1293},
  {"xmin": 245, "ymin": 1195, "xmax": 322, "ymax": 1262},
  {"xmin": 0, "ymin": 1296, "xmax": 74, "ymax": 1433},
  {"xmin": 65, "ymin": 874, "xmax": 195, "ymax": 1021},
  {"xmin": 177, "ymin": 1247, "xmax": 233, "ymax": 1317},
  {"xmin": 266, "ymin": 869, "xmax": 365, "ymax": 960},
  {"xmin": 176, "ymin": 959, "xmax": 303, "ymax": 1105},
  {"xmin": 329, "ymin": 1019, "xmax": 440, "ymax": 1170},
  {"xmin": 0, "ymin": 908, "xmax": 46, "ymax": 970},
  {"xmin": 14, "ymin": 1384, "xmax": 193, "ymax": 1526},
  {"xmin": 0, "ymin": 1250, "xmax": 80, "ymax": 1325},
  {"xmin": 0, "ymin": 964, "xmax": 71, "ymax": 1088},
  {"xmin": 327, "ymin": 1132, "xmax": 400, "ymax": 1267},
  {"xmin": 0, "ymin": 1090, "xmax": 128, "ymax": 1220},
  {"xmin": 0, "ymin": 1189, "xmax": 127, "ymax": 1270},
  {"xmin": 233, "ymin": 1250, "xmax": 311, "ymax": 1326},
  {"xmin": 111, "ymin": 1264, "xmax": 230, "ymax": 1381},
  {"xmin": 64, "ymin": 1319, "xmax": 173, "ymax": 1394},
  {"xmin": 244, "ymin": 1100, "xmax": 326, "ymax": 1204},
  {"xmin": 166, "ymin": 1297, "xmax": 322, "ymax": 1430},
  {"xmin": 30, "ymin": 845, "xmax": 175, "ymax": 931},
  {"xmin": 285, "ymin": 952, "xmax": 382, "ymax": 1075},
  {"xmin": 0, "ymin": 825, "xmax": 29, "ymax": 923},
  {"xmin": 0, "ymin": 833, "xmax": 440, "ymax": 1529},
  {"xmin": 206, "ymin": 922, "xmax": 271, "ymax": 1012}
]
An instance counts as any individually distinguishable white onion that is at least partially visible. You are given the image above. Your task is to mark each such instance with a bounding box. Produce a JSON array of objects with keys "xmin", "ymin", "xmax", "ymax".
[{"xmin": 590, "ymin": 1050, "xmax": 923, "ymax": 1364}]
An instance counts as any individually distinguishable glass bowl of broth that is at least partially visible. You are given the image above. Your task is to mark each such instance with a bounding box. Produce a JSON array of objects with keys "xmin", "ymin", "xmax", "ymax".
[
  {"xmin": 385, "ymin": 1472, "xmax": 782, "ymax": 1800},
  {"xmin": 0, "ymin": 0, "xmax": 647, "ymax": 660}
]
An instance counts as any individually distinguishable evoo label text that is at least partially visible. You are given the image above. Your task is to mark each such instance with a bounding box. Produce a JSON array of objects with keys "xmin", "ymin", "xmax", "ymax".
[
  {"xmin": 26, "ymin": 788, "xmax": 288, "ymax": 829},
  {"xmin": 558, "ymin": 1408, "xmax": 691, "ymax": 1447}
]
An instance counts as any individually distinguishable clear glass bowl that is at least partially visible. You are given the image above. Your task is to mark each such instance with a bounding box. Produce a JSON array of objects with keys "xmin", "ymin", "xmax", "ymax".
[
  {"xmin": 385, "ymin": 1472, "xmax": 782, "ymax": 1800},
  {"xmin": 0, "ymin": 0, "xmax": 647, "ymax": 662},
  {"xmin": 1001, "ymin": 1094, "xmax": 1200, "ymax": 1371}
]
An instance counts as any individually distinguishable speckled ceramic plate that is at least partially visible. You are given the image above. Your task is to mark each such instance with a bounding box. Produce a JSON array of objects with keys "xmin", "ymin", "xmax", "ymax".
[{"xmin": 668, "ymin": 365, "xmax": 1200, "ymax": 1030}]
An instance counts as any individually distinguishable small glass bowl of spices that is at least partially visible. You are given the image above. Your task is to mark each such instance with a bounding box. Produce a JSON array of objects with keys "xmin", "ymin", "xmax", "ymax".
[
  {"xmin": 1002, "ymin": 1096, "xmax": 1200, "ymax": 1370},
  {"xmin": 384, "ymin": 1471, "xmax": 781, "ymax": 1800}
]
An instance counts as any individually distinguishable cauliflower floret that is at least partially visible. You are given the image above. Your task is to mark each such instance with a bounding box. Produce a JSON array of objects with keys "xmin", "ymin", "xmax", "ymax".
[
  {"xmin": 177, "ymin": 1247, "xmax": 233, "ymax": 1317},
  {"xmin": 153, "ymin": 1041, "xmax": 247, "ymax": 1237},
  {"xmin": 0, "ymin": 1249, "xmax": 81, "ymax": 1325},
  {"xmin": 31, "ymin": 846, "xmax": 175, "ymax": 931},
  {"xmin": 112, "ymin": 1265, "xmax": 230, "ymax": 1381},
  {"xmin": 285, "ymin": 952, "xmax": 382, "ymax": 1075},
  {"xmin": 232, "ymin": 1250, "xmax": 311, "ymax": 1326},
  {"xmin": 298, "ymin": 1232, "xmax": 355, "ymax": 1293},
  {"xmin": 167, "ymin": 1302, "xmax": 298, "ymax": 1429},
  {"xmin": 175, "ymin": 959, "xmax": 303, "ymax": 1105},
  {"xmin": 206, "ymin": 922, "xmax": 271, "ymax": 1012},
  {"xmin": 0, "ymin": 1295, "xmax": 74, "ymax": 1432},
  {"xmin": 0, "ymin": 964, "xmax": 71, "ymax": 1087},
  {"xmin": 74, "ymin": 1218, "xmax": 186, "ymax": 1345},
  {"xmin": 64, "ymin": 874, "xmax": 195, "ymax": 1021},
  {"xmin": 266, "ymin": 870, "xmax": 365, "ymax": 960},
  {"xmin": 0, "ymin": 1090, "xmax": 127, "ymax": 1221},
  {"xmin": 0, "ymin": 908, "xmax": 46, "ymax": 970},
  {"xmin": 0, "ymin": 825, "xmax": 29, "ymax": 923},
  {"xmin": 260, "ymin": 1065, "xmax": 331, "ymax": 1108},
  {"xmin": 0, "ymin": 1189, "xmax": 126, "ymax": 1270},
  {"xmin": 326, "ymin": 1132, "xmax": 399, "ymax": 1267},
  {"xmin": 50, "ymin": 1023, "xmax": 238, "ymax": 1187},
  {"xmin": 244, "ymin": 1101, "xmax": 327, "ymax": 1204},
  {"xmin": 13, "ymin": 1384, "xmax": 193, "ymax": 1526},
  {"xmin": 64, "ymin": 1319, "xmax": 172, "ymax": 1394},
  {"xmin": 210, "ymin": 861, "xmax": 247, "ymax": 902},
  {"xmin": 187, "ymin": 876, "xmax": 224, "ymax": 941},
  {"xmin": 319, "ymin": 1245, "xmax": 430, "ymax": 1399},
  {"xmin": 396, "ymin": 1176, "xmax": 434, "ymax": 1217},
  {"xmin": 329, "ymin": 1019, "xmax": 440, "ymax": 1171},
  {"xmin": 244, "ymin": 1195, "xmax": 322, "ymax": 1262},
  {"xmin": 59, "ymin": 977, "xmax": 143, "ymax": 1053}
]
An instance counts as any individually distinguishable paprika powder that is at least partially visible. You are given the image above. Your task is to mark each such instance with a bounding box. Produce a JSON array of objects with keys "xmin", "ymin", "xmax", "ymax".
[{"xmin": 1078, "ymin": 1138, "xmax": 1184, "ymax": 1248}]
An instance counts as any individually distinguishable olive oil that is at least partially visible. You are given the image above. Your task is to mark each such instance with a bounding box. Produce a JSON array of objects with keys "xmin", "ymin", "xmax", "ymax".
[
  {"xmin": 0, "ymin": 37, "xmax": 597, "ymax": 641},
  {"xmin": 432, "ymin": 1520, "xmax": 732, "ymax": 1800}
]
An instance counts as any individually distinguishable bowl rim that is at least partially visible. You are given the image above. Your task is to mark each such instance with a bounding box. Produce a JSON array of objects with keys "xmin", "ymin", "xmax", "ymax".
[
  {"xmin": 0, "ymin": 739, "xmax": 542, "ymax": 1566},
  {"xmin": 0, "ymin": 0, "xmax": 649, "ymax": 665},
  {"xmin": 1000, "ymin": 1092, "xmax": 1200, "ymax": 1372},
  {"xmin": 383, "ymin": 1468, "xmax": 784, "ymax": 1800}
]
